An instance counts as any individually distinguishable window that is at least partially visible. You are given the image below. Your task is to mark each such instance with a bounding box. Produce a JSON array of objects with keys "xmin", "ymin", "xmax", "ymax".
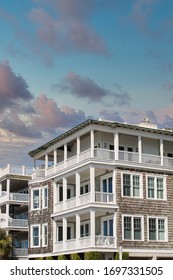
[
  {"xmin": 31, "ymin": 189, "xmax": 40, "ymax": 209},
  {"xmin": 42, "ymin": 187, "xmax": 48, "ymax": 208},
  {"xmin": 148, "ymin": 217, "xmax": 167, "ymax": 241},
  {"xmin": 147, "ymin": 176, "xmax": 166, "ymax": 200},
  {"xmin": 123, "ymin": 216, "xmax": 143, "ymax": 241},
  {"xmin": 122, "ymin": 173, "xmax": 142, "ymax": 198},
  {"xmin": 102, "ymin": 217, "xmax": 113, "ymax": 236},
  {"xmin": 42, "ymin": 224, "xmax": 48, "ymax": 247},
  {"xmin": 31, "ymin": 225, "xmax": 40, "ymax": 247},
  {"xmin": 80, "ymin": 182, "xmax": 89, "ymax": 195},
  {"xmin": 80, "ymin": 222, "xmax": 89, "ymax": 237},
  {"xmin": 101, "ymin": 175, "xmax": 113, "ymax": 193}
]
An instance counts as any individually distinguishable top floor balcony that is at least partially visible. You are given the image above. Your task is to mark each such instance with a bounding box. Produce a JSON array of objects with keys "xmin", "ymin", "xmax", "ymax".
[
  {"xmin": 0, "ymin": 191, "xmax": 29, "ymax": 205},
  {"xmin": 31, "ymin": 130, "xmax": 173, "ymax": 180},
  {"xmin": 0, "ymin": 164, "xmax": 33, "ymax": 178}
]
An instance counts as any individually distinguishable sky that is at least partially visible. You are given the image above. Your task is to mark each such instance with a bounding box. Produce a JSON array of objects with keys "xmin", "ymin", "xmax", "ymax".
[{"xmin": 0, "ymin": 0, "xmax": 173, "ymax": 167}]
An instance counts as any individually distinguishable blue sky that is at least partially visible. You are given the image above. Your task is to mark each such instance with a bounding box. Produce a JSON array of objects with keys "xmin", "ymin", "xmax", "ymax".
[{"xmin": 0, "ymin": 0, "xmax": 173, "ymax": 167}]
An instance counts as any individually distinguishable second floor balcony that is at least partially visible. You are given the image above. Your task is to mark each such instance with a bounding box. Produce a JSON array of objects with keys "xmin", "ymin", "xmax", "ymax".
[
  {"xmin": 0, "ymin": 217, "xmax": 28, "ymax": 230},
  {"xmin": 0, "ymin": 191, "xmax": 29, "ymax": 205}
]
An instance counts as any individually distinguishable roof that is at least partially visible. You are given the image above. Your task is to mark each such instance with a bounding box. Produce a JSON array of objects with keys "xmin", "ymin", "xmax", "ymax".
[{"xmin": 28, "ymin": 118, "xmax": 173, "ymax": 158}]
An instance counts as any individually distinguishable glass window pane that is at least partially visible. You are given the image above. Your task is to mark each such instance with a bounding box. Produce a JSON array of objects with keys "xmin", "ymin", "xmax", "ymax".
[
  {"xmin": 133, "ymin": 176, "xmax": 140, "ymax": 197},
  {"xmin": 124, "ymin": 217, "xmax": 131, "ymax": 239},
  {"xmin": 108, "ymin": 177, "xmax": 113, "ymax": 193},
  {"xmin": 109, "ymin": 219, "xmax": 113, "ymax": 236},
  {"xmin": 157, "ymin": 178, "xmax": 164, "ymax": 199},
  {"xmin": 103, "ymin": 179, "xmax": 107, "ymax": 192},
  {"xmin": 149, "ymin": 218, "xmax": 156, "ymax": 240},
  {"xmin": 123, "ymin": 174, "xmax": 131, "ymax": 196},
  {"xmin": 103, "ymin": 220, "xmax": 108, "ymax": 236},
  {"xmin": 134, "ymin": 218, "xmax": 141, "ymax": 240},
  {"xmin": 148, "ymin": 177, "xmax": 155, "ymax": 198}
]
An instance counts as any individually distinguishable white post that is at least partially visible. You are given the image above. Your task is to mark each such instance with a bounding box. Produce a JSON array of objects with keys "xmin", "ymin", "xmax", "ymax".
[
  {"xmin": 76, "ymin": 172, "xmax": 80, "ymax": 206},
  {"xmin": 45, "ymin": 153, "xmax": 48, "ymax": 176},
  {"xmin": 77, "ymin": 137, "xmax": 80, "ymax": 163},
  {"xmin": 112, "ymin": 169, "xmax": 116, "ymax": 203},
  {"xmin": 90, "ymin": 166, "xmax": 95, "ymax": 202},
  {"xmin": 119, "ymin": 246, "xmax": 122, "ymax": 260},
  {"xmin": 64, "ymin": 144, "xmax": 67, "ymax": 168},
  {"xmin": 6, "ymin": 179, "xmax": 10, "ymax": 200},
  {"xmin": 160, "ymin": 139, "xmax": 163, "ymax": 166},
  {"xmin": 0, "ymin": 182, "xmax": 2, "ymax": 196},
  {"xmin": 63, "ymin": 177, "xmax": 67, "ymax": 209},
  {"xmin": 90, "ymin": 129, "xmax": 94, "ymax": 158},
  {"xmin": 63, "ymin": 217, "xmax": 67, "ymax": 250},
  {"xmin": 54, "ymin": 149, "xmax": 57, "ymax": 171},
  {"xmin": 114, "ymin": 132, "xmax": 119, "ymax": 160},
  {"xmin": 138, "ymin": 135, "xmax": 142, "ymax": 163},
  {"xmin": 76, "ymin": 214, "xmax": 80, "ymax": 246},
  {"xmin": 90, "ymin": 209, "xmax": 95, "ymax": 247}
]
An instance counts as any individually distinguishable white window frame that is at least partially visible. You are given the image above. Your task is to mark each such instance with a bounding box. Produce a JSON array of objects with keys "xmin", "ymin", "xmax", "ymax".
[
  {"xmin": 31, "ymin": 189, "xmax": 41, "ymax": 210},
  {"xmin": 42, "ymin": 223, "xmax": 48, "ymax": 247},
  {"xmin": 122, "ymin": 214, "xmax": 144, "ymax": 241},
  {"xmin": 121, "ymin": 172, "xmax": 143, "ymax": 198},
  {"xmin": 30, "ymin": 224, "xmax": 41, "ymax": 248},
  {"xmin": 100, "ymin": 173, "xmax": 113, "ymax": 193},
  {"xmin": 80, "ymin": 220, "xmax": 90, "ymax": 237},
  {"xmin": 42, "ymin": 186, "xmax": 48, "ymax": 209},
  {"xmin": 80, "ymin": 181, "xmax": 90, "ymax": 195},
  {"xmin": 147, "ymin": 216, "xmax": 168, "ymax": 242},
  {"xmin": 147, "ymin": 175, "xmax": 166, "ymax": 200}
]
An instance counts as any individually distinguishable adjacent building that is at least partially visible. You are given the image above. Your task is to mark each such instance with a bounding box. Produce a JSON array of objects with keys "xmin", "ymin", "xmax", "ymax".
[
  {"xmin": 0, "ymin": 164, "xmax": 32, "ymax": 259},
  {"xmin": 9, "ymin": 118, "xmax": 173, "ymax": 260}
]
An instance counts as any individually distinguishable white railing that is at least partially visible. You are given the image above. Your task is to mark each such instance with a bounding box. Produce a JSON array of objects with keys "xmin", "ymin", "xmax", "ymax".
[
  {"xmin": 95, "ymin": 236, "xmax": 114, "ymax": 247},
  {"xmin": 9, "ymin": 193, "xmax": 28, "ymax": 202},
  {"xmin": 32, "ymin": 168, "xmax": 45, "ymax": 179},
  {"xmin": 142, "ymin": 154, "xmax": 161, "ymax": 165},
  {"xmin": 0, "ymin": 165, "xmax": 33, "ymax": 177},
  {"xmin": 8, "ymin": 219, "xmax": 28, "ymax": 228},
  {"xmin": 94, "ymin": 148, "xmax": 114, "ymax": 161},
  {"xmin": 54, "ymin": 191, "xmax": 114, "ymax": 213},
  {"xmin": 119, "ymin": 151, "xmax": 139, "ymax": 162},
  {"xmin": 79, "ymin": 149, "xmax": 91, "ymax": 161},
  {"xmin": 163, "ymin": 157, "xmax": 173, "ymax": 167},
  {"xmin": 66, "ymin": 156, "xmax": 77, "ymax": 167},
  {"xmin": 95, "ymin": 192, "xmax": 114, "ymax": 203},
  {"xmin": 13, "ymin": 248, "xmax": 28, "ymax": 257}
]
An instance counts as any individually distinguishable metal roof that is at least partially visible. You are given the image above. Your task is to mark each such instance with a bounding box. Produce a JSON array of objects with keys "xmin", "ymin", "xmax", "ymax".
[{"xmin": 28, "ymin": 119, "xmax": 173, "ymax": 158}]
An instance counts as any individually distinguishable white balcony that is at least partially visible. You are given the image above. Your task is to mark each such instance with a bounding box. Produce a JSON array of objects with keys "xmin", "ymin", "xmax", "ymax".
[
  {"xmin": 54, "ymin": 235, "xmax": 115, "ymax": 253},
  {"xmin": 13, "ymin": 248, "xmax": 28, "ymax": 257},
  {"xmin": 0, "ymin": 164, "xmax": 33, "ymax": 177},
  {"xmin": 0, "ymin": 192, "xmax": 28, "ymax": 205},
  {"xmin": 32, "ymin": 148, "xmax": 173, "ymax": 180},
  {"xmin": 0, "ymin": 218, "xmax": 28, "ymax": 229},
  {"xmin": 54, "ymin": 191, "xmax": 115, "ymax": 213}
]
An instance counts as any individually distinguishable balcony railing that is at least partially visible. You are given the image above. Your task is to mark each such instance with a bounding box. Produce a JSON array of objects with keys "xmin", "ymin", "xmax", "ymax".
[
  {"xmin": 54, "ymin": 235, "xmax": 115, "ymax": 253},
  {"xmin": 32, "ymin": 148, "xmax": 173, "ymax": 180},
  {"xmin": 54, "ymin": 191, "xmax": 115, "ymax": 213},
  {"xmin": 0, "ymin": 218, "xmax": 28, "ymax": 229},
  {"xmin": 13, "ymin": 248, "xmax": 28, "ymax": 257},
  {"xmin": 0, "ymin": 164, "xmax": 33, "ymax": 177},
  {"xmin": 0, "ymin": 192, "xmax": 28, "ymax": 204}
]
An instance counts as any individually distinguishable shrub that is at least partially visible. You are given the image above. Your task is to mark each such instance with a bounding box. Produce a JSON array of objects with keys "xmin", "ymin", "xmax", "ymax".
[
  {"xmin": 58, "ymin": 255, "xmax": 67, "ymax": 260},
  {"xmin": 71, "ymin": 253, "xmax": 81, "ymax": 260},
  {"xmin": 46, "ymin": 256, "xmax": 54, "ymax": 260},
  {"xmin": 84, "ymin": 251, "xmax": 102, "ymax": 260},
  {"xmin": 115, "ymin": 252, "xmax": 129, "ymax": 260}
]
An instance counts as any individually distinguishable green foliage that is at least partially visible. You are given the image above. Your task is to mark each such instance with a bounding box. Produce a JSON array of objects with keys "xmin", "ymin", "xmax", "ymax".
[
  {"xmin": 115, "ymin": 252, "xmax": 129, "ymax": 260},
  {"xmin": 0, "ymin": 228, "xmax": 13, "ymax": 260},
  {"xmin": 84, "ymin": 251, "xmax": 102, "ymax": 260},
  {"xmin": 46, "ymin": 256, "xmax": 54, "ymax": 260},
  {"xmin": 71, "ymin": 253, "xmax": 81, "ymax": 260},
  {"xmin": 58, "ymin": 255, "xmax": 67, "ymax": 260},
  {"xmin": 37, "ymin": 257, "xmax": 44, "ymax": 260}
]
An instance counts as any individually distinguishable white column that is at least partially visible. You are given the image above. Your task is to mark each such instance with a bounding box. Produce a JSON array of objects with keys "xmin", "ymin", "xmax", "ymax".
[
  {"xmin": 160, "ymin": 139, "xmax": 164, "ymax": 166},
  {"xmin": 138, "ymin": 135, "xmax": 142, "ymax": 163},
  {"xmin": 22, "ymin": 166, "xmax": 26, "ymax": 175},
  {"xmin": 63, "ymin": 177, "xmax": 67, "ymax": 207},
  {"xmin": 54, "ymin": 149, "xmax": 57, "ymax": 170},
  {"xmin": 63, "ymin": 217, "xmax": 67, "ymax": 250},
  {"xmin": 64, "ymin": 144, "xmax": 67, "ymax": 168},
  {"xmin": 90, "ymin": 166, "xmax": 95, "ymax": 202},
  {"xmin": 112, "ymin": 169, "xmax": 116, "ymax": 203},
  {"xmin": 90, "ymin": 129, "xmax": 94, "ymax": 158},
  {"xmin": 114, "ymin": 132, "xmax": 119, "ymax": 160},
  {"xmin": 76, "ymin": 214, "xmax": 80, "ymax": 246},
  {"xmin": 77, "ymin": 137, "xmax": 80, "ymax": 163},
  {"xmin": 6, "ymin": 179, "xmax": 10, "ymax": 199},
  {"xmin": 0, "ymin": 182, "xmax": 2, "ymax": 196},
  {"xmin": 113, "ymin": 212, "xmax": 117, "ymax": 248},
  {"xmin": 90, "ymin": 209, "xmax": 95, "ymax": 247},
  {"xmin": 45, "ymin": 153, "xmax": 48, "ymax": 176},
  {"xmin": 76, "ymin": 172, "xmax": 80, "ymax": 206}
]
